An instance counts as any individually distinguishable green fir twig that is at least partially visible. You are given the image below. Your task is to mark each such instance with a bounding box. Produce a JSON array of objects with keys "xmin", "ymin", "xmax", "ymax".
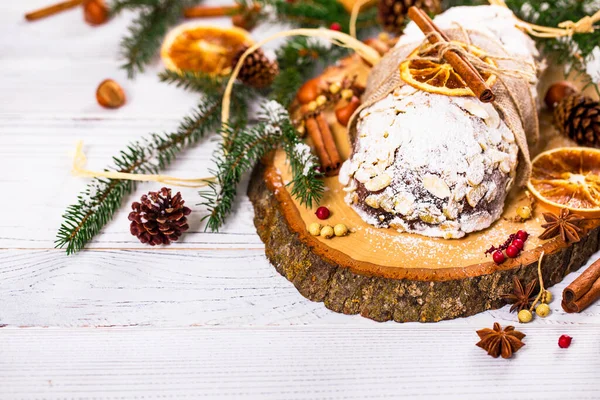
[
  {"xmin": 56, "ymin": 98, "xmax": 221, "ymax": 254},
  {"xmin": 200, "ymin": 101, "xmax": 323, "ymax": 231},
  {"xmin": 158, "ymin": 69, "xmax": 228, "ymax": 93},
  {"xmin": 112, "ymin": 0, "xmax": 200, "ymax": 78},
  {"xmin": 255, "ymin": 0, "xmax": 379, "ymax": 33},
  {"xmin": 504, "ymin": 0, "xmax": 600, "ymax": 89},
  {"xmin": 271, "ymin": 37, "xmax": 350, "ymax": 106},
  {"xmin": 109, "ymin": 0, "xmax": 162, "ymax": 15}
]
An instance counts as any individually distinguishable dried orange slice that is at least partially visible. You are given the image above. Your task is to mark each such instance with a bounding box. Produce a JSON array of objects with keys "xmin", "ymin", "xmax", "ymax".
[
  {"xmin": 399, "ymin": 42, "xmax": 497, "ymax": 97},
  {"xmin": 527, "ymin": 147, "xmax": 600, "ymax": 217},
  {"xmin": 161, "ymin": 23, "xmax": 253, "ymax": 75}
]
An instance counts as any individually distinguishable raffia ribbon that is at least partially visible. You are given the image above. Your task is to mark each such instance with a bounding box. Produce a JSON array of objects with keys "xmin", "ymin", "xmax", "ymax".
[
  {"xmin": 71, "ymin": 141, "xmax": 215, "ymax": 188},
  {"xmin": 488, "ymin": 0, "xmax": 600, "ymax": 38}
]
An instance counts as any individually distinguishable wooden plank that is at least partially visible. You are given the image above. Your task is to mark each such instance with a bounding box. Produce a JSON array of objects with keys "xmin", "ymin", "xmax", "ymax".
[
  {"xmin": 0, "ymin": 249, "xmax": 351, "ymax": 327},
  {"xmin": 1, "ymin": 326, "xmax": 599, "ymax": 399},
  {"xmin": 1, "ymin": 249, "xmax": 599, "ymax": 327}
]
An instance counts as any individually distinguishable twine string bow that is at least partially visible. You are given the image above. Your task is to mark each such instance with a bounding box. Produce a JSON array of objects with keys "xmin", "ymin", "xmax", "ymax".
[{"xmin": 410, "ymin": 32, "xmax": 537, "ymax": 84}]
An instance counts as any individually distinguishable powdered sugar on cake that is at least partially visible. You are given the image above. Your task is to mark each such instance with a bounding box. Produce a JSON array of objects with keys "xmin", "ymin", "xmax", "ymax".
[{"xmin": 339, "ymin": 5, "xmax": 540, "ymax": 239}]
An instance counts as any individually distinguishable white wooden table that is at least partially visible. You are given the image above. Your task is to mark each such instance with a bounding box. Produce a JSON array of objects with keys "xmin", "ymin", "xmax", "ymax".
[{"xmin": 2, "ymin": 1, "xmax": 600, "ymax": 398}]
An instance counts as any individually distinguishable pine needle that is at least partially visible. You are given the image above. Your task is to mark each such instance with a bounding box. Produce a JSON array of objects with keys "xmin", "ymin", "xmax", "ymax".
[{"xmin": 200, "ymin": 101, "xmax": 324, "ymax": 231}]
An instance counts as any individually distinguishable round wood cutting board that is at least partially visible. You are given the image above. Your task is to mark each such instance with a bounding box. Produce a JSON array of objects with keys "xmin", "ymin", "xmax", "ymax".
[{"xmin": 248, "ymin": 56, "xmax": 600, "ymax": 322}]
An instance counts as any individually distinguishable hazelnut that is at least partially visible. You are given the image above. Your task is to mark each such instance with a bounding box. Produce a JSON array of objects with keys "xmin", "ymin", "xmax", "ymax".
[
  {"xmin": 518, "ymin": 309, "xmax": 533, "ymax": 323},
  {"xmin": 308, "ymin": 222, "xmax": 321, "ymax": 236},
  {"xmin": 84, "ymin": 0, "xmax": 109, "ymax": 26},
  {"xmin": 544, "ymin": 81, "xmax": 578, "ymax": 109},
  {"xmin": 333, "ymin": 224, "xmax": 348, "ymax": 237},
  {"xmin": 297, "ymin": 77, "xmax": 321, "ymax": 104},
  {"xmin": 96, "ymin": 79, "xmax": 126, "ymax": 109},
  {"xmin": 335, "ymin": 96, "xmax": 361, "ymax": 127},
  {"xmin": 320, "ymin": 225, "xmax": 334, "ymax": 239}
]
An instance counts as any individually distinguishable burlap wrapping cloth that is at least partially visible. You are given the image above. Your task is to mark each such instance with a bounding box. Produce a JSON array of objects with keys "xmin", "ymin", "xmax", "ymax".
[{"xmin": 348, "ymin": 27, "xmax": 539, "ymax": 187}]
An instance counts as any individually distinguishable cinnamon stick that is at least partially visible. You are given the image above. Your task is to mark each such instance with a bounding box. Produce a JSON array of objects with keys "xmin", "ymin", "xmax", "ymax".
[
  {"xmin": 407, "ymin": 7, "xmax": 495, "ymax": 103},
  {"xmin": 562, "ymin": 258, "xmax": 600, "ymax": 313},
  {"xmin": 25, "ymin": 0, "xmax": 83, "ymax": 21},
  {"xmin": 183, "ymin": 5, "xmax": 240, "ymax": 18},
  {"xmin": 306, "ymin": 114, "xmax": 341, "ymax": 176}
]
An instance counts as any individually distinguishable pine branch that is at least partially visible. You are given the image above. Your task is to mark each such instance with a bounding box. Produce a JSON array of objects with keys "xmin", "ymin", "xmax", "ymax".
[
  {"xmin": 116, "ymin": 0, "xmax": 199, "ymax": 79},
  {"xmin": 200, "ymin": 101, "xmax": 324, "ymax": 231},
  {"xmin": 504, "ymin": 0, "xmax": 600, "ymax": 77},
  {"xmin": 282, "ymin": 133, "xmax": 324, "ymax": 208},
  {"xmin": 158, "ymin": 69, "xmax": 227, "ymax": 93},
  {"xmin": 158, "ymin": 69, "xmax": 257, "ymax": 124},
  {"xmin": 56, "ymin": 98, "xmax": 221, "ymax": 254},
  {"xmin": 270, "ymin": 67, "xmax": 304, "ymax": 108},
  {"xmin": 200, "ymin": 123, "xmax": 281, "ymax": 231},
  {"xmin": 276, "ymin": 36, "xmax": 349, "ymax": 70},
  {"xmin": 270, "ymin": 37, "xmax": 349, "ymax": 107},
  {"xmin": 256, "ymin": 0, "xmax": 378, "ymax": 32},
  {"xmin": 109, "ymin": 0, "xmax": 161, "ymax": 15}
]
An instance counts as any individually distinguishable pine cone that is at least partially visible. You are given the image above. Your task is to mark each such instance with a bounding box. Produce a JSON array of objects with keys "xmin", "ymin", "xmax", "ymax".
[
  {"xmin": 232, "ymin": 45, "xmax": 279, "ymax": 89},
  {"xmin": 554, "ymin": 93, "xmax": 600, "ymax": 147},
  {"xmin": 128, "ymin": 187, "xmax": 191, "ymax": 246},
  {"xmin": 378, "ymin": 0, "xmax": 441, "ymax": 34}
]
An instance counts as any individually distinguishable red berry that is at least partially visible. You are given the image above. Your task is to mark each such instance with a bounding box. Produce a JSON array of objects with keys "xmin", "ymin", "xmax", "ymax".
[
  {"xmin": 492, "ymin": 250, "xmax": 505, "ymax": 264},
  {"xmin": 329, "ymin": 22, "xmax": 342, "ymax": 31},
  {"xmin": 516, "ymin": 230, "xmax": 529, "ymax": 241},
  {"xmin": 506, "ymin": 244, "xmax": 519, "ymax": 258},
  {"xmin": 558, "ymin": 335, "xmax": 572, "ymax": 348},
  {"xmin": 315, "ymin": 206, "xmax": 330, "ymax": 220},
  {"xmin": 512, "ymin": 238, "xmax": 524, "ymax": 250}
]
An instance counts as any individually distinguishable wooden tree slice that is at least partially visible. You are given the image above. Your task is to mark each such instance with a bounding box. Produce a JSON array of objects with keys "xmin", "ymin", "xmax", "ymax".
[
  {"xmin": 248, "ymin": 161, "xmax": 600, "ymax": 322},
  {"xmin": 247, "ymin": 54, "xmax": 600, "ymax": 322}
]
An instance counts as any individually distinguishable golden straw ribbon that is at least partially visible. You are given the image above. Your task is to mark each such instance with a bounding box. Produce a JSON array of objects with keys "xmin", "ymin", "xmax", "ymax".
[
  {"xmin": 71, "ymin": 141, "xmax": 215, "ymax": 188},
  {"xmin": 489, "ymin": 0, "xmax": 600, "ymax": 38},
  {"xmin": 349, "ymin": 0, "xmax": 373, "ymax": 38}
]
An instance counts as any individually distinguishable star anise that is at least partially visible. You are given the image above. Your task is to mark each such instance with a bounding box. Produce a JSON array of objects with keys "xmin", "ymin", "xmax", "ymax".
[
  {"xmin": 476, "ymin": 322, "xmax": 526, "ymax": 359},
  {"xmin": 538, "ymin": 208, "xmax": 584, "ymax": 243},
  {"xmin": 501, "ymin": 276, "xmax": 537, "ymax": 313}
]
